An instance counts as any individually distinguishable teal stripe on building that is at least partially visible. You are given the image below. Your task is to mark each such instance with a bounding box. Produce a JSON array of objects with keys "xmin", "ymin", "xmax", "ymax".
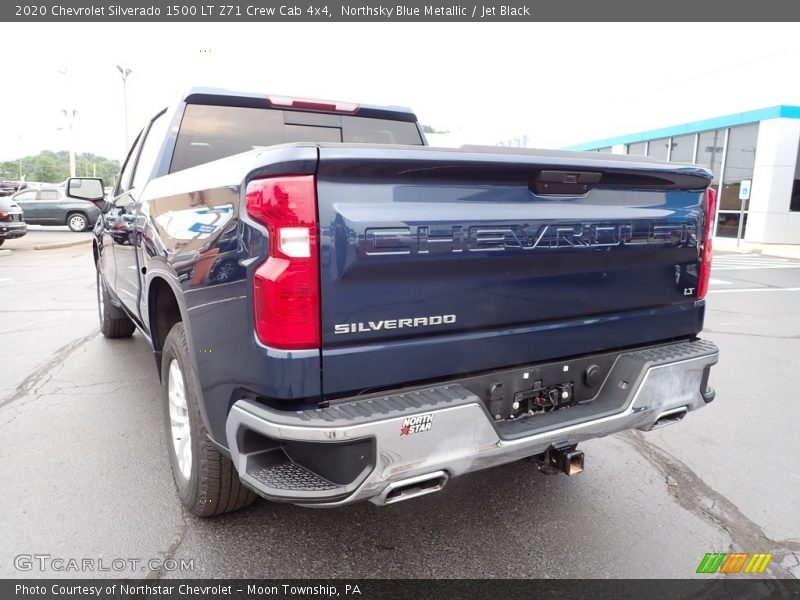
[{"xmin": 566, "ymin": 105, "xmax": 800, "ymax": 152}]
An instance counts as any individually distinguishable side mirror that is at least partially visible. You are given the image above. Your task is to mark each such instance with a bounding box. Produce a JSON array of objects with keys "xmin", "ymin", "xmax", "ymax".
[
  {"xmin": 66, "ymin": 177, "xmax": 109, "ymax": 211},
  {"xmin": 66, "ymin": 177, "xmax": 104, "ymax": 200}
]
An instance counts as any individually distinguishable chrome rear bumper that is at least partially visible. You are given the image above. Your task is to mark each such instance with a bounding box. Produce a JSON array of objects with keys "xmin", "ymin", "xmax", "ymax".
[{"xmin": 226, "ymin": 339, "xmax": 718, "ymax": 507}]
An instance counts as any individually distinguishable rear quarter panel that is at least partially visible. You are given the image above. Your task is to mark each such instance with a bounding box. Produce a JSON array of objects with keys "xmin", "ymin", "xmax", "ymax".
[{"xmin": 138, "ymin": 145, "xmax": 321, "ymax": 443}]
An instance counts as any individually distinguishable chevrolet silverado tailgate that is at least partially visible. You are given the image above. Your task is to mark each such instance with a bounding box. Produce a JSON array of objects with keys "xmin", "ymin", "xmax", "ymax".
[{"xmin": 315, "ymin": 145, "xmax": 712, "ymax": 397}]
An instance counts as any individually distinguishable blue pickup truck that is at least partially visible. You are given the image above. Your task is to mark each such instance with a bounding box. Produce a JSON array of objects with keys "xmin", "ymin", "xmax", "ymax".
[{"xmin": 79, "ymin": 88, "xmax": 719, "ymax": 516}]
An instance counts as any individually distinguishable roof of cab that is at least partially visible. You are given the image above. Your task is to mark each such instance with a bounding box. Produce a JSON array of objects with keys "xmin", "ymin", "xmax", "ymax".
[{"xmin": 182, "ymin": 87, "xmax": 418, "ymax": 123}]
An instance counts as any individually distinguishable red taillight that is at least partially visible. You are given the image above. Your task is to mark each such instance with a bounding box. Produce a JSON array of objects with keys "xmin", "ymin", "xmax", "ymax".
[
  {"xmin": 266, "ymin": 95, "xmax": 359, "ymax": 114},
  {"xmin": 697, "ymin": 187, "xmax": 717, "ymax": 300},
  {"xmin": 0, "ymin": 211, "xmax": 7, "ymax": 218},
  {"xmin": 246, "ymin": 175, "xmax": 320, "ymax": 350}
]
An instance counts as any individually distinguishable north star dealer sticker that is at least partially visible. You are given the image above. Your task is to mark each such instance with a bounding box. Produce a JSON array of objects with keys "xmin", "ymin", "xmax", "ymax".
[{"xmin": 400, "ymin": 413, "xmax": 433, "ymax": 436}]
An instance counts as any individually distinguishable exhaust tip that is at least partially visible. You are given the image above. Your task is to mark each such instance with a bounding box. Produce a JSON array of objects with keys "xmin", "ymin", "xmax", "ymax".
[
  {"xmin": 652, "ymin": 407, "xmax": 688, "ymax": 429},
  {"xmin": 375, "ymin": 471, "xmax": 449, "ymax": 506}
]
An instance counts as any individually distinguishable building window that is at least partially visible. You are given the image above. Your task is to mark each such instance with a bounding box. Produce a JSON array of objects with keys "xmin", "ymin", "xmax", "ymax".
[
  {"xmin": 791, "ymin": 181, "xmax": 800, "ymax": 212},
  {"xmin": 721, "ymin": 124, "xmax": 758, "ymax": 211},
  {"xmin": 716, "ymin": 124, "xmax": 758, "ymax": 238},
  {"xmin": 627, "ymin": 142, "xmax": 646, "ymax": 156},
  {"xmin": 791, "ymin": 139, "xmax": 800, "ymax": 212},
  {"xmin": 647, "ymin": 137, "xmax": 670, "ymax": 161},
  {"xmin": 716, "ymin": 213, "xmax": 748, "ymax": 238},
  {"xmin": 695, "ymin": 129, "xmax": 726, "ymax": 184},
  {"xmin": 669, "ymin": 134, "xmax": 695, "ymax": 163}
]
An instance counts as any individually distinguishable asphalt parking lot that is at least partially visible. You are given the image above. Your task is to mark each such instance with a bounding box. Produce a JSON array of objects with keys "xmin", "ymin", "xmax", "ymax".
[
  {"xmin": 1, "ymin": 245, "xmax": 799, "ymax": 579},
  {"xmin": 0, "ymin": 225, "xmax": 93, "ymax": 252}
]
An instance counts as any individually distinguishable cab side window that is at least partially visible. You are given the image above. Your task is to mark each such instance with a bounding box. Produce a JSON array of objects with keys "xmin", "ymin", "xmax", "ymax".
[
  {"xmin": 131, "ymin": 110, "xmax": 169, "ymax": 191},
  {"xmin": 115, "ymin": 131, "xmax": 144, "ymax": 197}
]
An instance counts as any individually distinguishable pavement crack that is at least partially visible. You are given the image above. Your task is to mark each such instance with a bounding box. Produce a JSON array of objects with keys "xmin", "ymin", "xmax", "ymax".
[
  {"xmin": 146, "ymin": 506, "xmax": 190, "ymax": 580},
  {"xmin": 622, "ymin": 431, "xmax": 800, "ymax": 579},
  {"xmin": 702, "ymin": 328, "xmax": 800, "ymax": 340},
  {"xmin": 0, "ymin": 329, "xmax": 98, "ymax": 410}
]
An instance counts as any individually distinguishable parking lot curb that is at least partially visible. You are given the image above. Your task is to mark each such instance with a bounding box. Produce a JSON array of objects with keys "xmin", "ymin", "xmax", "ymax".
[
  {"xmin": 0, "ymin": 249, "xmax": 10, "ymax": 256},
  {"xmin": 33, "ymin": 239, "xmax": 92, "ymax": 251}
]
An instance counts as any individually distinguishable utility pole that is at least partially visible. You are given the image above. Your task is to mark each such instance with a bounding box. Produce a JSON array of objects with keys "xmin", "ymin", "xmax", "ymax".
[
  {"xmin": 61, "ymin": 109, "xmax": 78, "ymax": 177},
  {"xmin": 57, "ymin": 67, "xmax": 78, "ymax": 177},
  {"xmin": 116, "ymin": 66, "xmax": 132, "ymax": 153},
  {"xmin": 18, "ymin": 135, "xmax": 23, "ymax": 180}
]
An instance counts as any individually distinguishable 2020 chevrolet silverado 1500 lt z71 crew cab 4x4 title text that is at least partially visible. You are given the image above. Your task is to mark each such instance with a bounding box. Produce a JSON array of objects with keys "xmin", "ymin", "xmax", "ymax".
[{"xmin": 82, "ymin": 88, "xmax": 718, "ymax": 516}]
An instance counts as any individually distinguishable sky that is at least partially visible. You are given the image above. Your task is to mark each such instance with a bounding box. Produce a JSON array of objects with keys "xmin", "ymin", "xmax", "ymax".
[{"xmin": 2, "ymin": 22, "xmax": 800, "ymax": 163}]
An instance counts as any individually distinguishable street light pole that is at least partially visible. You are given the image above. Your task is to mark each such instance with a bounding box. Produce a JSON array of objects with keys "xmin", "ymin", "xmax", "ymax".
[
  {"xmin": 61, "ymin": 109, "xmax": 78, "ymax": 177},
  {"xmin": 18, "ymin": 135, "xmax": 23, "ymax": 180},
  {"xmin": 116, "ymin": 65, "xmax": 132, "ymax": 153},
  {"xmin": 57, "ymin": 67, "xmax": 77, "ymax": 178}
]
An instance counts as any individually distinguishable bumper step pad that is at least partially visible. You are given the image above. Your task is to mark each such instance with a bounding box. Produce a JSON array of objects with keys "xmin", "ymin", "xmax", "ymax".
[
  {"xmin": 279, "ymin": 384, "xmax": 477, "ymax": 426},
  {"xmin": 250, "ymin": 462, "xmax": 337, "ymax": 492}
]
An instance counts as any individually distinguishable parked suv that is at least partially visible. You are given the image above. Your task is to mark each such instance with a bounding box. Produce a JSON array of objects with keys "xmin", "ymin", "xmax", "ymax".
[{"xmin": 11, "ymin": 186, "xmax": 101, "ymax": 231}]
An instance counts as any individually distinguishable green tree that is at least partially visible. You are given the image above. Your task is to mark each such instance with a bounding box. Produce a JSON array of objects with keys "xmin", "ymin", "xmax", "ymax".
[
  {"xmin": 93, "ymin": 158, "xmax": 121, "ymax": 185},
  {"xmin": 0, "ymin": 161, "xmax": 18, "ymax": 180},
  {"xmin": 0, "ymin": 150, "xmax": 120, "ymax": 185},
  {"xmin": 29, "ymin": 154, "xmax": 65, "ymax": 183}
]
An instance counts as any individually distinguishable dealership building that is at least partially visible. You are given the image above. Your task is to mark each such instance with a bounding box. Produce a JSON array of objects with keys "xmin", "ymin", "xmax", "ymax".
[{"xmin": 568, "ymin": 106, "xmax": 800, "ymax": 244}]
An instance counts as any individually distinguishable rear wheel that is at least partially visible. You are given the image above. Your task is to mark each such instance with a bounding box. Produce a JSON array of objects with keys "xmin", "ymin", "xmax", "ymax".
[
  {"xmin": 0, "ymin": 239, "xmax": 4, "ymax": 246},
  {"xmin": 161, "ymin": 322, "xmax": 257, "ymax": 517},
  {"xmin": 97, "ymin": 268, "xmax": 135, "ymax": 338},
  {"xmin": 67, "ymin": 212, "xmax": 88, "ymax": 232}
]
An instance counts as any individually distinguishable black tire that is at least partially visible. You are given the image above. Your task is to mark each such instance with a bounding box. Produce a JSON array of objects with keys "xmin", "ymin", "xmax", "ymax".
[
  {"xmin": 161, "ymin": 322, "xmax": 257, "ymax": 517},
  {"xmin": 67, "ymin": 212, "xmax": 88, "ymax": 232},
  {"xmin": 0, "ymin": 239, "xmax": 4, "ymax": 246},
  {"xmin": 97, "ymin": 268, "xmax": 135, "ymax": 338}
]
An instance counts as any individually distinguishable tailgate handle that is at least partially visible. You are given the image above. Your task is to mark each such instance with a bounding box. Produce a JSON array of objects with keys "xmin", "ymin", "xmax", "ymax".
[{"xmin": 532, "ymin": 170, "xmax": 601, "ymax": 196}]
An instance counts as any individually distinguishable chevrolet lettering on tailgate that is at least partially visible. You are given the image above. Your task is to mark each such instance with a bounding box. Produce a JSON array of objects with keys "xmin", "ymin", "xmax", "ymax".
[{"xmin": 363, "ymin": 221, "xmax": 697, "ymax": 255}]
